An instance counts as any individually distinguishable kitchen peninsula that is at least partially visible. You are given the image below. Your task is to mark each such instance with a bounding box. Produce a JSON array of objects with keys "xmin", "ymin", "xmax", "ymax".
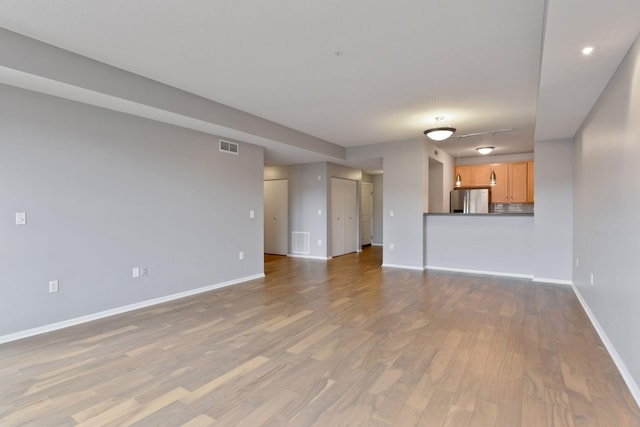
[
  {"xmin": 424, "ymin": 213, "xmax": 534, "ymax": 278},
  {"xmin": 424, "ymin": 158, "xmax": 535, "ymax": 277}
]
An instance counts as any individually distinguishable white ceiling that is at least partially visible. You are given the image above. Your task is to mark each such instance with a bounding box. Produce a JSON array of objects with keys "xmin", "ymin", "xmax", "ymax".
[
  {"xmin": 0, "ymin": 0, "xmax": 638, "ymax": 161},
  {"xmin": 535, "ymin": 0, "xmax": 640, "ymax": 142}
]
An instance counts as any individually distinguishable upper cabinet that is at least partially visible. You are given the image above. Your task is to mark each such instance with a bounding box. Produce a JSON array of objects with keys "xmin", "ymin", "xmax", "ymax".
[
  {"xmin": 454, "ymin": 165, "xmax": 474, "ymax": 187},
  {"xmin": 509, "ymin": 162, "xmax": 528, "ymax": 203},
  {"xmin": 454, "ymin": 164, "xmax": 494, "ymax": 187},
  {"xmin": 489, "ymin": 163, "xmax": 509, "ymax": 203},
  {"xmin": 454, "ymin": 161, "xmax": 534, "ymax": 204},
  {"xmin": 472, "ymin": 164, "xmax": 493, "ymax": 187}
]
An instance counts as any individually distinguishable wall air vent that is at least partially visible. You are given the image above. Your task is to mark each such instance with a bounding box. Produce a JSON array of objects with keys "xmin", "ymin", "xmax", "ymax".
[
  {"xmin": 291, "ymin": 231, "xmax": 310, "ymax": 255},
  {"xmin": 219, "ymin": 139, "xmax": 239, "ymax": 154}
]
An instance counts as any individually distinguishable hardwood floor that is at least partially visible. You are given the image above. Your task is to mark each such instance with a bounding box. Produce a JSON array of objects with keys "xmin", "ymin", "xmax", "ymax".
[{"xmin": 1, "ymin": 246, "xmax": 639, "ymax": 426}]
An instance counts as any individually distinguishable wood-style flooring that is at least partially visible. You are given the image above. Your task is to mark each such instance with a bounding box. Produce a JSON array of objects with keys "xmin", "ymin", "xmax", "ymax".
[{"xmin": 1, "ymin": 246, "xmax": 639, "ymax": 426}]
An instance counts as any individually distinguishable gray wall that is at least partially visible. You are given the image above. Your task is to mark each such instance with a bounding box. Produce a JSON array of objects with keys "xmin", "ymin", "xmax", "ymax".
[
  {"xmin": 425, "ymin": 215, "xmax": 534, "ymax": 276},
  {"xmin": 288, "ymin": 163, "xmax": 329, "ymax": 258},
  {"xmin": 384, "ymin": 141, "xmax": 426, "ymax": 268},
  {"xmin": 264, "ymin": 162, "xmax": 364, "ymax": 259},
  {"xmin": 0, "ymin": 84, "xmax": 264, "ymax": 337},
  {"xmin": 372, "ymin": 174, "xmax": 384, "ymax": 245},
  {"xmin": 263, "ymin": 165, "xmax": 289, "ymax": 181},
  {"xmin": 348, "ymin": 139, "xmax": 426, "ymax": 268},
  {"xmin": 0, "ymin": 28, "xmax": 344, "ymax": 161},
  {"xmin": 346, "ymin": 139, "xmax": 454, "ymax": 268},
  {"xmin": 573, "ymin": 34, "xmax": 640, "ymax": 393},
  {"xmin": 533, "ymin": 139, "xmax": 573, "ymax": 283}
]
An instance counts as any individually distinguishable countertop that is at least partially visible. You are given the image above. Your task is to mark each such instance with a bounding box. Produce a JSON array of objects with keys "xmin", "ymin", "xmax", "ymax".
[{"xmin": 424, "ymin": 212, "xmax": 534, "ymax": 217}]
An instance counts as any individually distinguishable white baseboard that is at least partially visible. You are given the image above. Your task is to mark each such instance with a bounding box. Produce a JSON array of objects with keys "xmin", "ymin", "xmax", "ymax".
[
  {"xmin": 532, "ymin": 277, "xmax": 573, "ymax": 286},
  {"xmin": 371, "ymin": 243, "xmax": 383, "ymax": 247},
  {"xmin": 571, "ymin": 284, "xmax": 640, "ymax": 408},
  {"xmin": 287, "ymin": 254, "xmax": 332, "ymax": 260},
  {"xmin": 425, "ymin": 265, "xmax": 533, "ymax": 279},
  {"xmin": 0, "ymin": 273, "xmax": 265, "ymax": 345},
  {"xmin": 382, "ymin": 263, "xmax": 425, "ymax": 271}
]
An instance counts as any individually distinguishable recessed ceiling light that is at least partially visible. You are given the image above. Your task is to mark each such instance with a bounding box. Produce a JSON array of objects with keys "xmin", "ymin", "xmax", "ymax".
[
  {"xmin": 476, "ymin": 147, "xmax": 495, "ymax": 155},
  {"xmin": 582, "ymin": 46, "xmax": 594, "ymax": 55}
]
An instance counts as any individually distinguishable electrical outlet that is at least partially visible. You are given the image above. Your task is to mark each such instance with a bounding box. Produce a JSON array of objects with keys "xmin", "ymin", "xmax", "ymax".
[
  {"xmin": 49, "ymin": 280, "xmax": 59, "ymax": 293},
  {"xmin": 239, "ymin": 251, "xmax": 244, "ymax": 260},
  {"xmin": 140, "ymin": 266, "xmax": 148, "ymax": 276},
  {"xmin": 16, "ymin": 212, "xmax": 27, "ymax": 225},
  {"xmin": 390, "ymin": 243, "xmax": 395, "ymax": 250},
  {"xmin": 132, "ymin": 267, "xmax": 140, "ymax": 278},
  {"xmin": 590, "ymin": 273, "xmax": 594, "ymax": 285}
]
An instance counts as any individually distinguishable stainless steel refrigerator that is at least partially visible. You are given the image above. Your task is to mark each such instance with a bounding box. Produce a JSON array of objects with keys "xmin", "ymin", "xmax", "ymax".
[{"xmin": 450, "ymin": 188, "xmax": 490, "ymax": 213}]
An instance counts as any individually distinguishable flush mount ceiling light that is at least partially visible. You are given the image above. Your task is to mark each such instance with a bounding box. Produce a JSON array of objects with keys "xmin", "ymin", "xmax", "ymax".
[
  {"xmin": 424, "ymin": 116, "xmax": 456, "ymax": 141},
  {"xmin": 582, "ymin": 46, "xmax": 594, "ymax": 55},
  {"xmin": 476, "ymin": 146, "xmax": 495, "ymax": 155}
]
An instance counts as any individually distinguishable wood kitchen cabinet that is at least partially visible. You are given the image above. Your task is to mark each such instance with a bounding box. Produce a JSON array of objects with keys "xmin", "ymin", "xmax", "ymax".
[
  {"xmin": 454, "ymin": 161, "xmax": 534, "ymax": 204},
  {"xmin": 509, "ymin": 162, "xmax": 528, "ymax": 203},
  {"xmin": 454, "ymin": 164, "xmax": 493, "ymax": 187},
  {"xmin": 527, "ymin": 160, "xmax": 534, "ymax": 203},
  {"xmin": 489, "ymin": 163, "xmax": 508, "ymax": 203},
  {"xmin": 472, "ymin": 164, "xmax": 493, "ymax": 187},
  {"xmin": 454, "ymin": 166, "xmax": 473, "ymax": 187}
]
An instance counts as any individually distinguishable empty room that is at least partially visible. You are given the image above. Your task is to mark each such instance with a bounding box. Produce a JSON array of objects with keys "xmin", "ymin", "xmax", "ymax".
[{"xmin": 1, "ymin": 1, "xmax": 640, "ymax": 426}]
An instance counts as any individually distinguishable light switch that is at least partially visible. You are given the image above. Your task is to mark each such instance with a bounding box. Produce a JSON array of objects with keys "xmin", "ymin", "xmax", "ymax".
[
  {"xmin": 317, "ymin": 175, "xmax": 321, "ymax": 181},
  {"xmin": 249, "ymin": 210, "xmax": 255, "ymax": 219},
  {"xmin": 132, "ymin": 267, "xmax": 140, "ymax": 278},
  {"xmin": 389, "ymin": 210, "xmax": 394, "ymax": 217},
  {"xmin": 317, "ymin": 209, "xmax": 322, "ymax": 216},
  {"xmin": 49, "ymin": 280, "xmax": 59, "ymax": 293},
  {"xmin": 16, "ymin": 212, "xmax": 27, "ymax": 225}
]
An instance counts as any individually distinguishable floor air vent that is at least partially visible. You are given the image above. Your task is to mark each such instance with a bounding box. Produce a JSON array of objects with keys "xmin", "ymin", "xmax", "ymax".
[
  {"xmin": 291, "ymin": 231, "xmax": 310, "ymax": 254},
  {"xmin": 219, "ymin": 139, "xmax": 239, "ymax": 154}
]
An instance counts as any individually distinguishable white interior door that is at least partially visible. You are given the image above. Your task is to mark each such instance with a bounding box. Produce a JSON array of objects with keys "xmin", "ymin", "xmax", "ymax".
[
  {"xmin": 331, "ymin": 178, "xmax": 345, "ymax": 256},
  {"xmin": 360, "ymin": 182, "xmax": 373, "ymax": 246},
  {"xmin": 343, "ymin": 180, "xmax": 357, "ymax": 253},
  {"xmin": 332, "ymin": 178, "xmax": 357, "ymax": 256},
  {"xmin": 264, "ymin": 179, "xmax": 288, "ymax": 255}
]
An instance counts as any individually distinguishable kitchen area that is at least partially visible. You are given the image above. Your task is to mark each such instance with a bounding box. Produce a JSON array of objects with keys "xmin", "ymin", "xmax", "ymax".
[{"xmin": 424, "ymin": 154, "xmax": 536, "ymax": 278}]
